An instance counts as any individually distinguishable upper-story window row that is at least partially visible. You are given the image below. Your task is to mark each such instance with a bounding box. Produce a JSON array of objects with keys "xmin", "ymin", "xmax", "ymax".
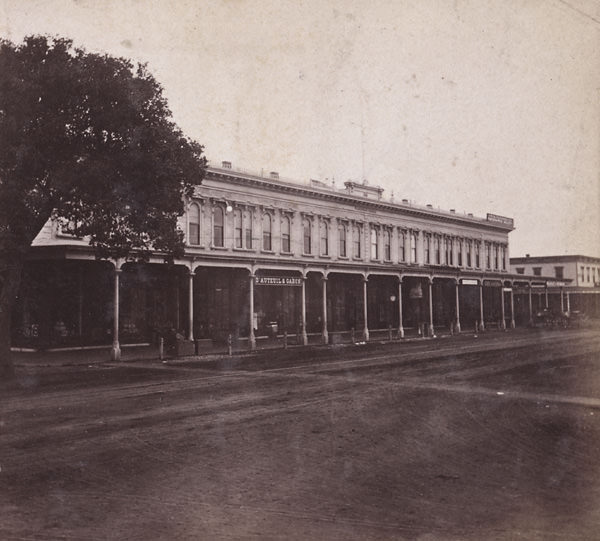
[{"xmin": 187, "ymin": 200, "xmax": 509, "ymax": 271}]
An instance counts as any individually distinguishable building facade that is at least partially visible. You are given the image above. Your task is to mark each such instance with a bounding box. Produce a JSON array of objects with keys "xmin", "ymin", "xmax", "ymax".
[
  {"xmin": 13, "ymin": 163, "xmax": 560, "ymax": 358},
  {"xmin": 510, "ymin": 254, "xmax": 600, "ymax": 318}
]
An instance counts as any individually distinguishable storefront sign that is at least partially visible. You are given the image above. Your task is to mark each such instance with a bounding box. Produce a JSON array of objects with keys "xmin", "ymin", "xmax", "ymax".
[
  {"xmin": 255, "ymin": 276, "xmax": 302, "ymax": 286},
  {"xmin": 460, "ymin": 279, "xmax": 478, "ymax": 286},
  {"xmin": 486, "ymin": 213, "xmax": 514, "ymax": 227},
  {"xmin": 483, "ymin": 279, "xmax": 502, "ymax": 287}
]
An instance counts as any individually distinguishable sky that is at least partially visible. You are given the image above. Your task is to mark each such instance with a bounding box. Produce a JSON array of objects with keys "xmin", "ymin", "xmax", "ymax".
[{"xmin": 1, "ymin": 0, "xmax": 599, "ymax": 257}]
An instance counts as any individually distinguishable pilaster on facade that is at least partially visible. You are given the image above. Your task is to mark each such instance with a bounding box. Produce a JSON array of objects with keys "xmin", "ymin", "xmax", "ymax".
[{"xmin": 417, "ymin": 229, "xmax": 424, "ymax": 266}]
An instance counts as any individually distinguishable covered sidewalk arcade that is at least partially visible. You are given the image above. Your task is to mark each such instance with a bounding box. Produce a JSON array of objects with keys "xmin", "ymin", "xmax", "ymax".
[{"xmin": 11, "ymin": 250, "xmax": 569, "ymax": 360}]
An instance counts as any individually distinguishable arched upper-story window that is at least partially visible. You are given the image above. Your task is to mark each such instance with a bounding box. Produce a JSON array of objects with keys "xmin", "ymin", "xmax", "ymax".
[
  {"xmin": 320, "ymin": 219, "xmax": 329, "ymax": 256},
  {"xmin": 423, "ymin": 233, "xmax": 431, "ymax": 264},
  {"xmin": 339, "ymin": 222, "xmax": 347, "ymax": 258},
  {"xmin": 213, "ymin": 206, "xmax": 224, "ymax": 247},
  {"xmin": 303, "ymin": 217, "xmax": 312, "ymax": 255},
  {"xmin": 233, "ymin": 208, "xmax": 243, "ymax": 248},
  {"xmin": 262, "ymin": 213, "xmax": 272, "ymax": 251},
  {"xmin": 410, "ymin": 231, "xmax": 417, "ymax": 263},
  {"xmin": 398, "ymin": 230, "xmax": 406, "ymax": 262},
  {"xmin": 383, "ymin": 229, "xmax": 391, "ymax": 261},
  {"xmin": 353, "ymin": 224, "xmax": 362, "ymax": 259},
  {"xmin": 188, "ymin": 203, "xmax": 200, "ymax": 245},
  {"xmin": 370, "ymin": 226, "xmax": 379, "ymax": 260},
  {"xmin": 281, "ymin": 215, "xmax": 291, "ymax": 253}
]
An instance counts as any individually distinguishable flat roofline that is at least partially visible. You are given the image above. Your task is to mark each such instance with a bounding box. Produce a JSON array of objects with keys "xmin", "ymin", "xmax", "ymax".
[
  {"xmin": 511, "ymin": 255, "xmax": 600, "ymax": 264},
  {"xmin": 206, "ymin": 165, "xmax": 514, "ymax": 231}
]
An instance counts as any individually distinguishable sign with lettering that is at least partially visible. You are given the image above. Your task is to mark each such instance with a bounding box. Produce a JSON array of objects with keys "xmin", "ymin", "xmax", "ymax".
[
  {"xmin": 545, "ymin": 280, "xmax": 567, "ymax": 287},
  {"xmin": 483, "ymin": 279, "xmax": 502, "ymax": 287},
  {"xmin": 486, "ymin": 213, "xmax": 514, "ymax": 227},
  {"xmin": 460, "ymin": 279, "xmax": 478, "ymax": 286},
  {"xmin": 255, "ymin": 276, "xmax": 302, "ymax": 286}
]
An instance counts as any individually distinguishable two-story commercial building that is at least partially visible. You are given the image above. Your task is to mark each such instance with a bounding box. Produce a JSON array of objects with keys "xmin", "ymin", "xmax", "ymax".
[
  {"xmin": 510, "ymin": 254, "xmax": 600, "ymax": 318},
  {"xmin": 13, "ymin": 162, "xmax": 551, "ymax": 358}
]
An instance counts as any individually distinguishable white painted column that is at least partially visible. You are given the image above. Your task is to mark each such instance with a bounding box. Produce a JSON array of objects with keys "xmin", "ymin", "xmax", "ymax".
[
  {"xmin": 510, "ymin": 287, "xmax": 515, "ymax": 328},
  {"xmin": 362, "ymin": 276, "xmax": 369, "ymax": 341},
  {"xmin": 528, "ymin": 284, "xmax": 533, "ymax": 325},
  {"xmin": 249, "ymin": 273, "xmax": 256, "ymax": 350},
  {"xmin": 500, "ymin": 286, "xmax": 506, "ymax": 330},
  {"xmin": 321, "ymin": 275, "xmax": 329, "ymax": 344},
  {"xmin": 301, "ymin": 276, "xmax": 308, "ymax": 345},
  {"xmin": 560, "ymin": 288, "xmax": 564, "ymax": 312},
  {"xmin": 566, "ymin": 291, "xmax": 571, "ymax": 313},
  {"xmin": 479, "ymin": 282, "xmax": 485, "ymax": 331},
  {"xmin": 111, "ymin": 267, "xmax": 122, "ymax": 361},
  {"xmin": 428, "ymin": 279, "xmax": 434, "ymax": 336},
  {"xmin": 188, "ymin": 270, "xmax": 194, "ymax": 341},
  {"xmin": 545, "ymin": 286, "xmax": 549, "ymax": 309},
  {"xmin": 77, "ymin": 265, "xmax": 84, "ymax": 338},
  {"xmin": 398, "ymin": 277, "xmax": 404, "ymax": 338},
  {"xmin": 455, "ymin": 281, "xmax": 461, "ymax": 332}
]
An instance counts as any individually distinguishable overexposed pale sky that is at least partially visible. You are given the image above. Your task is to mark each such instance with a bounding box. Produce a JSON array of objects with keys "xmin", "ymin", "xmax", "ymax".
[{"xmin": 2, "ymin": 0, "xmax": 599, "ymax": 257}]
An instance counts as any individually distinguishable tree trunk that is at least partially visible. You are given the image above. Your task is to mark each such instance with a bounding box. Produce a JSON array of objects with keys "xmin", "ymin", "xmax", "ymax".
[{"xmin": 0, "ymin": 258, "xmax": 24, "ymax": 381}]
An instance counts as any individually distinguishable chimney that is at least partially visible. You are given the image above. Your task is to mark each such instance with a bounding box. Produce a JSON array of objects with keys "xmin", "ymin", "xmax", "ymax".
[
  {"xmin": 222, "ymin": 160, "xmax": 232, "ymax": 169},
  {"xmin": 450, "ymin": 209, "xmax": 455, "ymax": 213},
  {"xmin": 426, "ymin": 204, "xmax": 433, "ymax": 209},
  {"xmin": 402, "ymin": 199, "xmax": 408, "ymax": 204},
  {"xmin": 526, "ymin": 254, "xmax": 530, "ymax": 258},
  {"xmin": 269, "ymin": 171, "xmax": 279, "ymax": 180}
]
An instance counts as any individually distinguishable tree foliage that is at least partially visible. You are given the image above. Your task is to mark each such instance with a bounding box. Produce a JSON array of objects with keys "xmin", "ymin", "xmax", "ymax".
[{"xmin": 0, "ymin": 36, "xmax": 207, "ymax": 379}]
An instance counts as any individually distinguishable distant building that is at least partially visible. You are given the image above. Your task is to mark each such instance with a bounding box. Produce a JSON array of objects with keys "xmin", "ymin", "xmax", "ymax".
[
  {"xmin": 510, "ymin": 254, "xmax": 600, "ymax": 287},
  {"xmin": 510, "ymin": 254, "xmax": 600, "ymax": 317}
]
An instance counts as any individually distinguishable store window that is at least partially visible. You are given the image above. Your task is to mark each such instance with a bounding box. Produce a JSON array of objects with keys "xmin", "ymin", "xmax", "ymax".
[
  {"xmin": 424, "ymin": 234, "xmax": 431, "ymax": 264},
  {"xmin": 554, "ymin": 266, "xmax": 564, "ymax": 279},
  {"xmin": 466, "ymin": 240, "xmax": 472, "ymax": 267},
  {"xmin": 457, "ymin": 239, "xmax": 463, "ymax": 266},
  {"xmin": 410, "ymin": 231, "xmax": 417, "ymax": 263}
]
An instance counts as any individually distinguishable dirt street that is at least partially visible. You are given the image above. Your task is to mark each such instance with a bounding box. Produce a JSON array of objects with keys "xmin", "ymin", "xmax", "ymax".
[{"xmin": 2, "ymin": 328, "xmax": 600, "ymax": 540}]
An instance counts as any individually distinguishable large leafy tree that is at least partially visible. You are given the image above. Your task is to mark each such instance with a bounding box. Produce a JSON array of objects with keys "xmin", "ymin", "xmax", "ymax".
[{"xmin": 0, "ymin": 36, "xmax": 206, "ymax": 379}]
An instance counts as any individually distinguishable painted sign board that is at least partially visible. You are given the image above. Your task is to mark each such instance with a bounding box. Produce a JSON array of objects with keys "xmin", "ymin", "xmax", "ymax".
[
  {"xmin": 255, "ymin": 276, "xmax": 302, "ymax": 286},
  {"xmin": 460, "ymin": 279, "xmax": 478, "ymax": 286},
  {"xmin": 486, "ymin": 213, "xmax": 514, "ymax": 227}
]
